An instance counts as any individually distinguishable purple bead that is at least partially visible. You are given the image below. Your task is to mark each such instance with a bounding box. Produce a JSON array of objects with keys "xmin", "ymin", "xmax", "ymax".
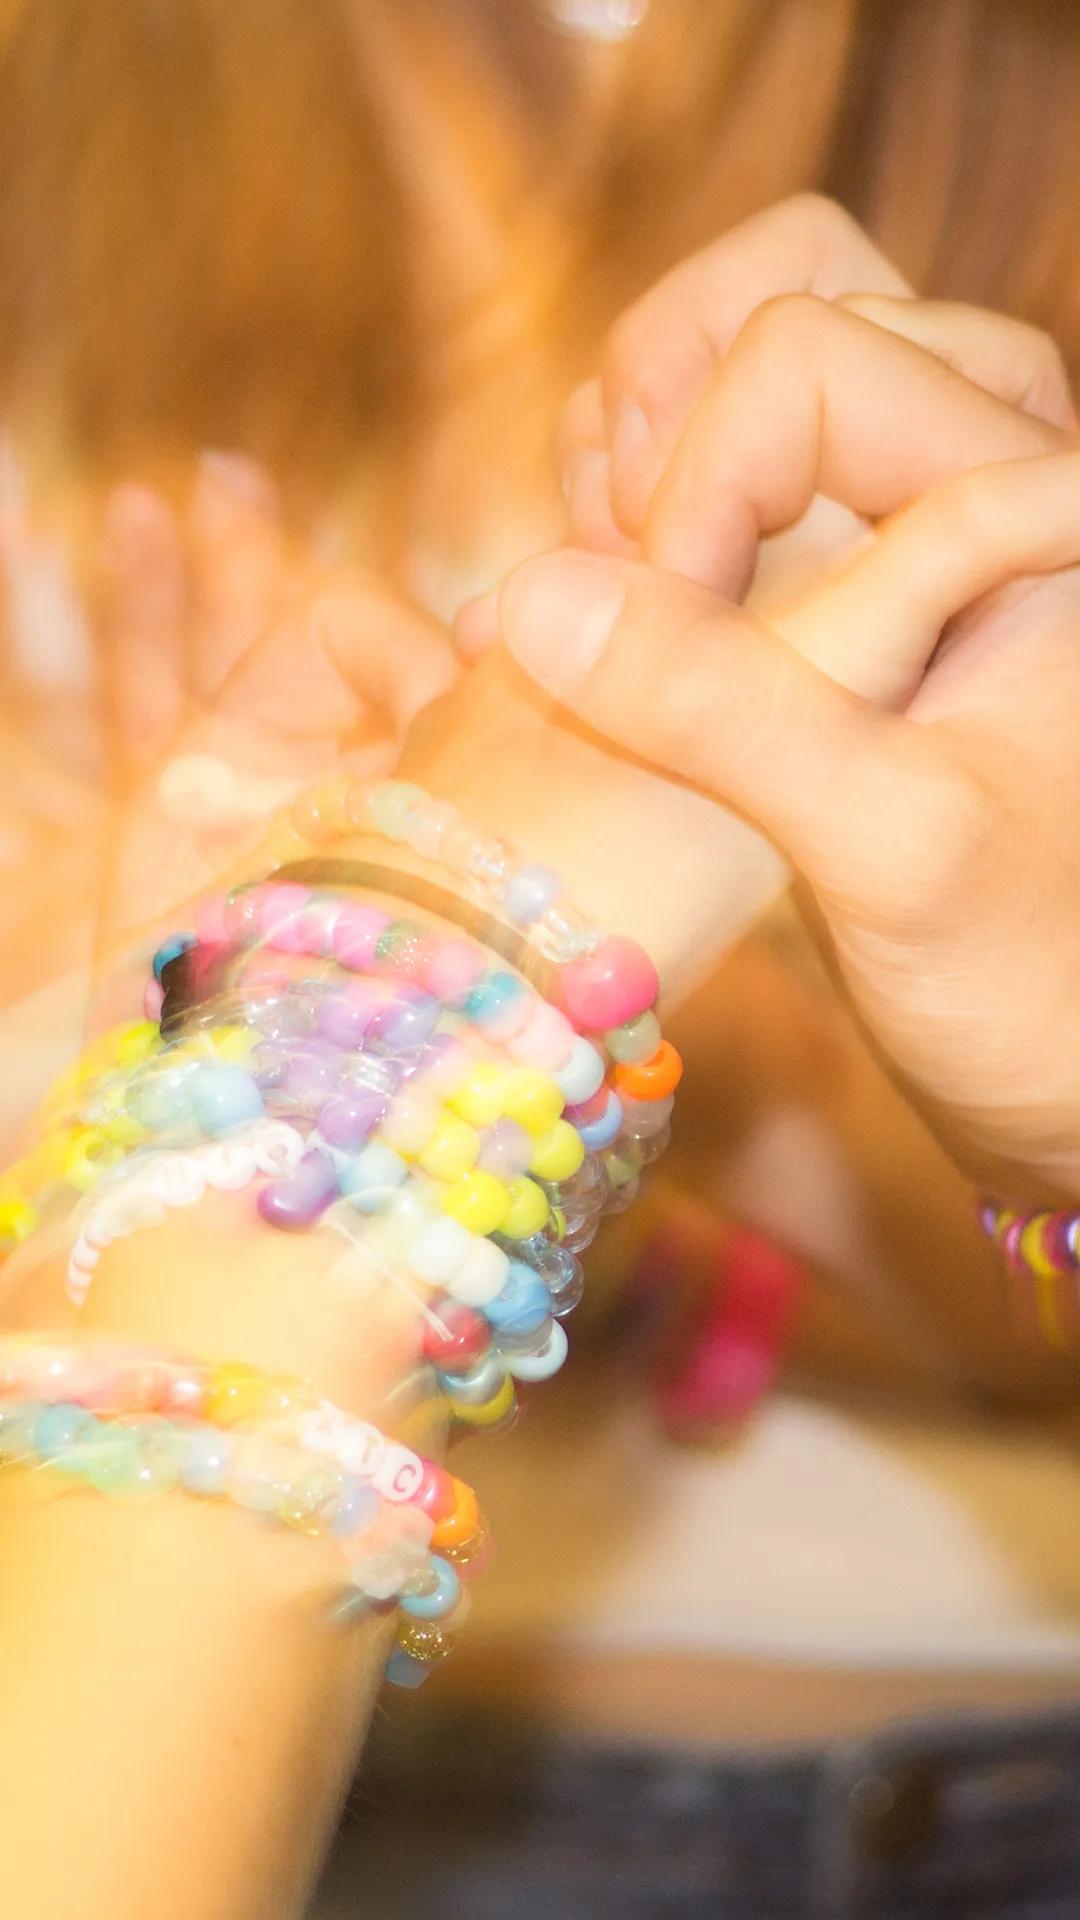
[
  {"xmin": 257, "ymin": 1148, "xmax": 339, "ymax": 1229},
  {"xmin": 283, "ymin": 1043, "xmax": 344, "ymax": 1106},
  {"xmin": 368, "ymin": 991, "xmax": 441, "ymax": 1053},
  {"xmin": 319, "ymin": 1088, "xmax": 387, "ymax": 1148},
  {"xmin": 316, "ymin": 985, "xmax": 383, "ymax": 1051}
]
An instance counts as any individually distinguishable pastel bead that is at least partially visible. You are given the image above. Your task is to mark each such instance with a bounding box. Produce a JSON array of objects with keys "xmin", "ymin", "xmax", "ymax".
[
  {"xmin": 451, "ymin": 1375, "xmax": 515, "ymax": 1428},
  {"xmin": 560, "ymin": 935, "xmax": 659, "ymax": 1031},
  {"xmin": 34, "ymin": 1403, "xmax": 95, "ymax": 1461},
  {"xmin": 507, "ymin": 1000, "xmax": 574, "ymax": 1071},
  {"xmin": 439, "ymin": 1351, "xmax": 507, "ymax": 1405},
  {"xmin": 402, "ymin": 797, "xmax": 460, "ymax": 861},
  {"xmin": 181, "ymin": 1427, "xmax": 238, "ymax": 1496},
  {"xmin": 419, "ymin": 1113, "xmax": 481, "ymax": 1182},
  {"xmin": 467, "ymin": 971, "xmax": 529, "ymax": 1042},
  {"xmin": 564, "ymin": 1086, "xmax": 609, "ymax": 1128},
  {"xmin": 605, "ymin": 1009, "xmax": 662, "ymax": 1065},
  {"xmin": 500, "ymin": 1069, "xmax": 563, "ymax": 1137},
  {"xmin": 331, "ymin": 1479, "xmax": 382, "ymax": 1539},
  {"xmin": 425, "ymin": 938, "xmax": 488, "ymax": 1009},
  {"xmin": 421, "ymin": 1299, "xmax": 491, "ymax": 1371},
  {"xmin": 506, "ymin": 1321, "xmax": 568, "ymax": 1382},
  {"xmin": 528, "ymin": 1121, "xmax": 586, "ymax": 1183},
  {"xmin": 282, "ymin": 1044, "xmax": 343, "ymax": 1107},
  {"xmin": 91, "ymin": 1418, "xmax": 182, "ymax": 1501},
  {"xmin": 193, "ymin": 1065, "xmax": 265, "ymax": 1136},
  {"xmin": 332, "ymin": 903, "xmax": 392, "ymax": 971},
  {"xmin": 447, "ymin": 1237, "xmax": 510, "ymax": 1307},
  {"xmin": 501, "ymin": 1176, "xmax": 550, "ymax": 1240},
  {"xmin": 614, "ymin": 1041, "xmax": 684, "ymax": 1102},
  {"xmin": 411, "ymin": 1462, "xmax": 457, "ymax": 1523},
  {"xmin": 486, "ymin": 1262, "xmax": 551, "ymax": 1337},
  {"xmin": 578, "ymin": 1091, "xmax": 624, "ymax": 1151},
  {"xmin": 316, "ymin": 985, "xmax": 382, "ymax": 1049},
  {"xmin": 258, "ymin": 883, "xmax": 313, "ymax": 951},
  {"xmin": 318, "ymin": 1088, "xmax": 387, "ymax": 1149},
  {"xmin": 379, "ymin": 1090, "xmax": 440, "ymax": 1157},
  {"xmin": 194, "ymin": 893, "xmax": 230, "ymax": 947},
  {"xmin": 504, "ymin": 863, "xmax": 562, "ymax": 926},
  {"xmin": 205, "ymin": 1362, "xmax": 274, "ymax": 1427},
  {"xmin": 257, "ymin": 1146, "xmax": 339, "ymax": 1228},
  {"xmin": 385, "ymin": 1648, "xmax": 433, "ymax": 1689},
  {"xmin": 337, "ymin": 1142, "xmax": 408, "ymax": 1212},
  {"xmin": 402, "ymin": 1555, "xmax": 461, "ymax": 1620},
  {"xmin": 373, "ymin": 920, "xmax": 435, "ymax": 986},
  {"xmin": 63, "ymin": 1127, "xmax": 123, "ymax": 1192},
  {"xmin": 407, "ymin": 1216, "xmax": 473, "ymax": 1287},
  {"xmin": 553, "ymin": 1037, "xmax": 606, "ymax": 1106},
  {"xmin": 368, "ymin": 991, "xmax": 441, "ymax": 1053},
  {"xmin": 476, "ymin": 1119, "xmax": 534, "ymax": 1180},
  {"xmin": 152, "ymin": 932, "xmax": 196, "ymax": 982},
  {"xmin": 442, "ymin": 1170, "xmax": 509, "ymax": 1237},
  {"xmin": 366, "ymin": 780, "xmax": 427, "ymax": 841},
  {"xmin": 448, "ymin": 1062, "xmax": 513, "ymax": 1128},
  {"xmin": 143, "ymin": 978, "xmax": 165, "ymax": 1022}
]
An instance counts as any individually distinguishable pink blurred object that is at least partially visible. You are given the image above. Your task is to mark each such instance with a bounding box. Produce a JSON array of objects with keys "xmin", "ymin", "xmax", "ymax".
[{"xmin": 658, "ymin": 1227, "xmax": 805, "ymax": 1436}]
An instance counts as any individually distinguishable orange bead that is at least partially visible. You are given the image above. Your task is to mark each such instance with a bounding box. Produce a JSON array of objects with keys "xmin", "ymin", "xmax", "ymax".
[
  {"xmin": 613, "ymin": 1040, "xmax": 683, "ymax": 1102},
  {"xmin": 431, "ymin": 1476, "xmax": 481, "ymax": 1552}
]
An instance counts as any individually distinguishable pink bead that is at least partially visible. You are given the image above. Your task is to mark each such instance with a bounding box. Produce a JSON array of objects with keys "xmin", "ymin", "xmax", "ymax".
[
  {"xmin": 259, "ymin": 883, "xmax": 313, "ymax": 952},
  {"xmin": 332, "ymin": 902, "xmax": 392, "ymax": 972},
  {"xmin": 194, "ymin": 892, "xmax": 229, "ymax": 948},
  {"xmin": 559, "ymin": 936, "xmax": 659, "ymax": 1033},
  {"xmin": 508, "ymin": 1000, "xmax": 574, "ymax": 1070},
  {"xmin": 425, "ymin": 937, "xmax": 487, "ymax": 1009},
  {"xmin": 564, "ymin": 1086, "xmax": 610, "ymax": 1128},
  {"xmin": 143, "ymin": 978, "xmax": 164, "ymax": 1021}
]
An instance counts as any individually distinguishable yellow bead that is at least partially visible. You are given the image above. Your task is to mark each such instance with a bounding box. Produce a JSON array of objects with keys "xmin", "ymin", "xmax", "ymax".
[
  {"xmin": 0, "ymin": 1191, "xmax": 37, "ymax": 1249},
  {"xmin": 94, "ymin": 1082, "xmax": 148, "ymax": 1149},
  {"xmin": 451, "ymin": 1375, "xmax": 516, "ymax": 1428},
  {"xmin": 205, "ymin": 1363, "xmax": 274, "ymax": 1428},
  {"xmin": 442, "ymin": 1169, "xmax": 510, "ymax": 1237},
  {"xmin": 500, "ymin": 1069, "xmax": 563, "ymax": 1137},
  {"xmin": 419, "ymin": 1113, "xmax": 480, "ymax": 1182},
  {"xmin": 210, "ymin": 1024, "xmax": 260, "ymax": 1066},
  {"xmin": 528, "ymin": 1120, "xmax": 586, "ymax": 1183},
  {"xmin": 448, "ymin": 1061, "xmax": 512, "ymax": 1128},
  {"xmin": 63, "ymin": 1127, "xmax": 124, "ymax": 1193},
  {"xmin": 501, "ymin": 1176, "xmax": 550, "ymax": 1240},
  {"xmin": 113, "ymin": 1021, "xmax": 161, "ymax": 1070}
]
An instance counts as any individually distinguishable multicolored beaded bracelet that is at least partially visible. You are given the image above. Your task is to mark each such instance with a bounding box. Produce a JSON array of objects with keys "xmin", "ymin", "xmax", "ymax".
[
  {"xmin": 0, "ymin": 1334, "xmax": 486, "ymax": 1683},
  {"xmin": 980, "ymin": 1198, "xmax": 1080, "ymax": 1348}
]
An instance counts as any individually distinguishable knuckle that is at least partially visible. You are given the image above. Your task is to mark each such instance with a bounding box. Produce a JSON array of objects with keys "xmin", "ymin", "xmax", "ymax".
[
  {"xmin": 737, "ymin": 288, "xmax": 829, "ymax": 357},
  {"xmin": 902, "ymin": 761, "xmax": 992, "ymax": 917},
  {"xmin": 781, "ymin": 191, "xmax": 859, "ymax": 244}
]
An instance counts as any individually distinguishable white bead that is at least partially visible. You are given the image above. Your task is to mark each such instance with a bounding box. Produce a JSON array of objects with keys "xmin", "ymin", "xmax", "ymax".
[
  {"xmin": 339, "ymin": 1421, "xmax": 387, "ymax": 1478},
  {"xmin": 506, "ymin": 1321, "xmax": 569, "ymax": 1381},
  {"xmin": 253, "ymin": 1122, "xmax": 305, "ymax": 1176},
  {"xmin": 554, "ymin": 1038, "xmax": 606, "ymax": 1105},
  {"xmin": 408, "ymin": 1216, "xmax": 472, "ymax": 1287},
  {"xmin": 448, "ymin": 1237, "xmax": 510, "ymax": 1307},
  {"xmin": 201, "ymin": 1138, "xmax": 258, "ymax": 1190},
  {"xmin": 147, "ymin": 1154, "xmax": 206, "ymax": 1207},
  {"xmin": 373, "ymin": 1443, "xmax": 425, "ymax": 1505}
]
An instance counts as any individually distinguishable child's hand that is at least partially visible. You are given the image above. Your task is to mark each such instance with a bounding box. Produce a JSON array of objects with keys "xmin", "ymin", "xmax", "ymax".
[{"xmin": 482, "ymin": 307, "xmax": 1080, "ymax": 1205}]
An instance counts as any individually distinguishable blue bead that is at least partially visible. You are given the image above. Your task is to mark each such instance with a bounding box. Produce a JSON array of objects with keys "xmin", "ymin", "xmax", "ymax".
[
  {"xmin": 402, "ymin": 1556, "xmax": 461, "ymax": 1621},
  {"xmin": 152, "ymin": 932, "xmax": 197, "ymax": 982},
  {"xmin": 504, "ymin": 864, "xmax": 562, "ymax": 927},
  {"xmin": 130, "ymin": 1061, "xmax": 202, "ymax": 1133},
  {"xmin": 385, "ymin": 1647, "xmax": 433, "ymax": 1689},
  {"xmin": 467, "ymin": 971, "xmax": 526, "ymax": 1033},
  {"xmin": 181, "ymin": 1428, "xmax": 237, "ymax": 1497},
  {"xmin": 337, "ymin": 1142, "xmax": 408, "ymax": 1213},
  {"xmin": 578, "ymin": 1092, "xmax": 623, "ymax": 1151},
  {"xmin": 34, "ymin": 1403, "xmax": 96, "ymax": 1461},
  {"xmin": 192, "ymin": 1064, "xmax": 264, "ymax": 1136},
  {"xmin": 331, "ymin": 1479, "xmax": 382, "ymax": 1539},
  {"xmin": 485, "ymin": 1261, "xmax": 551, "ymax": 1336}
]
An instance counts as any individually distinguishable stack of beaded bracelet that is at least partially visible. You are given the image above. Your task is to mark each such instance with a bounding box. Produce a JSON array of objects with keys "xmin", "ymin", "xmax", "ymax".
[
  {"xmin": 0, "ymin": 784, "xmax": 676, "ymax": 1680},
  {"xmin": 979, "ymin": 1199, "xmax": 1080, "ymax": 1349},
  {"xmin": 0, "ymin": 1334, "xmax": 486, "ymax": 1685}
]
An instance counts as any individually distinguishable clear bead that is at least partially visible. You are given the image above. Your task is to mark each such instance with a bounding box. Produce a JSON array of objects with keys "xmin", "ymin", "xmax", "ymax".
[
  {"xmin": 534, "ymin": 902, "xmax": 602, "ymax": 963},
  {"xmin": 561, "ymin": 1216, "xmax": 600, "ymax": 1253},
  {"xmin": 633, "ymin": 1122, "xmax": 671, "ymax": 1166},
  {"xmin": 603, "ymin": 1175, "xmax": 640, "ymax": 1216},
  {"xmin": 403, "ymin": 798, "xmax": 460, "ymax": 862},
  {"xmin": 465, "ymin": 835, "xmax": 512, "ymax": 905},
  {"xmin": 536, "ymin": 1245, "xmax": 586, "ymax": 1317}
]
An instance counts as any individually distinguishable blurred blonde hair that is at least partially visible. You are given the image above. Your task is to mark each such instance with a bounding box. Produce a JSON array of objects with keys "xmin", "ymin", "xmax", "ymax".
[{"xmin": 0, "ymin": 0, "xmax": 1077, "ymax": 516}]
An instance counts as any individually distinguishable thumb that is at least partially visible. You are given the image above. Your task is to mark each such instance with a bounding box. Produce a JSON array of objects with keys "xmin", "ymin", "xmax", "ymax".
[{"xmin": 497, "ymin": 548, "xmax": 911, "ymax": 892}]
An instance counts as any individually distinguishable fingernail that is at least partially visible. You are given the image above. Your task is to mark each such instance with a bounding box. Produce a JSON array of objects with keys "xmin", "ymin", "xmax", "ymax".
[
  {"xmin": 502, "ymin": 552, "xmax": 625, "ymax": 696},
  {"xmin": 610, "ymin": 399, "xmax": 656, "ymax": 526},
  {"xmin": 194, "ymin": 450, "xmax": 277, "ymax": 536}
]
